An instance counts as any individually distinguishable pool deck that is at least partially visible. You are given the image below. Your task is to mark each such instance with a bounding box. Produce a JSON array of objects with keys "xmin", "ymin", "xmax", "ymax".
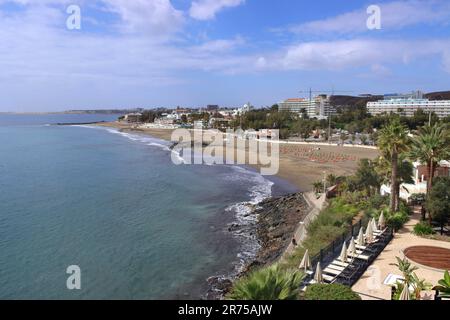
[{"xmin": 352, "ymin": 207, "xmax": 450, "ymax": 300}]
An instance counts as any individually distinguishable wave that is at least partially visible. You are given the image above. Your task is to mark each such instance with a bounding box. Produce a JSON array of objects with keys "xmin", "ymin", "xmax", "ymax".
[
  {"xmin": 79, "ymin": 126, "xmax": 174, "ymax": 153},
  {"xmin": 224, "ymin": 166, "xmax": 274, "ymax": 275}
]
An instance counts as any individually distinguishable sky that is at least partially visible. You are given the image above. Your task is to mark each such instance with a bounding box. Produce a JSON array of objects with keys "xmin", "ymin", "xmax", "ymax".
[{"xmin": 0, "ymin": 0, "xmax": 450, "ymax": 112}]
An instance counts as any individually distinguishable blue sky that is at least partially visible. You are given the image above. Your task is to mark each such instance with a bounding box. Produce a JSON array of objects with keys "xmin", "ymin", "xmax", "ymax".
[{"xmin": 0, "ymin": 0, "xmax": 450, "ymax": 111}]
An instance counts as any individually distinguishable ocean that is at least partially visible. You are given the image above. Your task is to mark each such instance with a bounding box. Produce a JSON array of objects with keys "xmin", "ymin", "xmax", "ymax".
[{"xmin": 0, "ymin": 114, "xmax": 296, "ymax": 299}]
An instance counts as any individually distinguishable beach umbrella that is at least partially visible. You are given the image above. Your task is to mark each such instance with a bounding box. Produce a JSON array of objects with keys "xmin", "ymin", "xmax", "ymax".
[
  {"xmin": 371, "ymin": 218, "xmax": 379, "ymax": 232},
  {"xmin": 299, "ymin": 250, "xmax": 312, "ymax": 272},
  {"xmin": 348, "ymin": 237, "xmax": 357, "ymax": 256},
  {"xmin": 314, "ymin": 262, "xmax": 323, "ymax": 284},
  {"xmin": 365, "ymin": 221, "xmax": 374, "ymax": 243},
  {"xmin": 357, "ymin": 228, "xmax": 365, "ymax": 246},
  {"xmin": 378, "ymin": 212, "xmax": 386, "ymax": 229},
  {"xmin": 399, "ymin": 284, "xmax": 411, "ymax": 301},
  {"xmin": 339, "ymin": 242, "xmax": 348, "ymax": 262}
]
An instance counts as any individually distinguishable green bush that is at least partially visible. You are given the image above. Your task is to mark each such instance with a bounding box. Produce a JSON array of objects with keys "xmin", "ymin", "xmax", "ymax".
[
  {"xmin": 364, "ymin": 194, "xmax": 390, "ymax": 210},
  {"xmin": 387, "ymin": 212, "xmax": 409, "ymax": 231},
  {"xmin": 304, "ymin": 284, "xmax": 361, "ymax": 300},
  {"xmin": 413, "ymin": 222, "xmax": 435, "ymax": 236}
]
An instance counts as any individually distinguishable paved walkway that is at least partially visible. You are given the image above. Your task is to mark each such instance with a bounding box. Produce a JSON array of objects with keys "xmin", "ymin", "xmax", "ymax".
[
  {"xmin": 352, "ymin": 208, "xmax": 450, "ymax": 300},
  {"xmin": 282, "ymin": 192, "xmax": 326, "ymax": 258}
]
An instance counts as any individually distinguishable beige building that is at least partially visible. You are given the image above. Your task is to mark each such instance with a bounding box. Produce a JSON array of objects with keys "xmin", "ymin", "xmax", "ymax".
[{"xmin": 278, "ymin": 95, "xmax": 336, "ymax": 119}]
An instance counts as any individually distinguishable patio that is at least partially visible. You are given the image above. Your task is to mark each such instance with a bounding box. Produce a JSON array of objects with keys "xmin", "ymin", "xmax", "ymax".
[{"xmin": 352, "ymin": 208, "xmax": 450, "ymax": 300}]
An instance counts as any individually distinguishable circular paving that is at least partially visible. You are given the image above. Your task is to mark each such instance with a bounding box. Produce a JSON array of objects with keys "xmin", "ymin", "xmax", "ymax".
[{"xmin": 404, "ymin": 246, "xmax": 450, "ymax": 270}]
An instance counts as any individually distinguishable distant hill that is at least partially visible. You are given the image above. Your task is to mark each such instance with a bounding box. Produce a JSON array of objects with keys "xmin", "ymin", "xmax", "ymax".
[
  {"xmin": 64, "ymin": 109, "xmax": 141, "ymax": 114},
  {"xmin": 330, "ymin": 91, "xmax": 450, "ymax": 109},
  {"xmin": 424, "ymin": 91, "xmax": 450, "ymax": 100},
  {"xmin": 330, "ymin": 95, "xmax": 383, "ymax": 109}
]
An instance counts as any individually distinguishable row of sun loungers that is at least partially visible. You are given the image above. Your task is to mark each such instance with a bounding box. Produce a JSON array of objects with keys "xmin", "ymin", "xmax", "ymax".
[
  {"xmin": 300, "ymin": 221, "xmax": 390, "ymax": 291},
  {"xmin": 318, "ymin": 226, "xmax": 388, "ymax": 283}
]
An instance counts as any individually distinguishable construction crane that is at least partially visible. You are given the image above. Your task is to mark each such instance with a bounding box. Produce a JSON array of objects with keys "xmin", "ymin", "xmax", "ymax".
[
  {"xmin": 298, "ymin": 88, "xmax": 354, "ymax": 102},
  {"xmin": 298, "ymin": 88, "xmax": 354, "ymax": 143}
]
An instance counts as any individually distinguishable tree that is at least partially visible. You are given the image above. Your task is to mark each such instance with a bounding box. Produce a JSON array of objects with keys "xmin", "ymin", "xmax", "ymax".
[
  {"xmin": 228, "ymin": 265, "xmax": 304, "ymax": 300},
  {"xmin": 360, "ymin": 135, "xmax": 368, "ymax": 145},
  {"xmin": 312, "ymin": 181, "xmax": 324, "ymax": 195},
  {"xmin": 376, "ymin": 155, "xmax": 414, "ymax": 206},
  {"xmin": 354, "ymin": 159, "xmax": 381, "ymax": 196},
  {"xmin": 340, "ymin": 132, "xmax": 348, "ymax": 144},
  {"xmin": 377, "ymin": 118, "xmax": 411, "ymax": 212},
  {"xmin": 392, "ymin": 257, "xmax": 418, "ymax": 287},
  {"xmin": 392, "ymin": 257, "xmax": 431, "ymax": 300},
  {"xmin": 425, "ymin": 177, "xmax": 450, "ymax": 234},
  {"xmin": 326, "ymin": 174, "xmax": 338, "ymax": 187},
  {"xmin": 409, "ymin": 123, "xmax": 450, "ymax": 196}
]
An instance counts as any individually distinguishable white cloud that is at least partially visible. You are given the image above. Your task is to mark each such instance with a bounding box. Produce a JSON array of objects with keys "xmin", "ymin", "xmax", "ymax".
[
  {"xmin": 100, "ymin": 0, "xmax": 184, "ymax": 35},
  {"xmin": 0, "ymin": 2, "xmax": 255, "ymax": 110},
  {"xmin": 191, "ymin": 36, "xmax": 245, "ymax": 53},
  {"xmin": 371, "ymin": 64, "xmax": 392, "ymax": 77},
  {"xmin": 189, "ymin": 0, "xmax": 244, "ymax": 20},
  {"xmin": 0, "ymin": 0, "xmax": 185, "ymax": 36},
  {"xmin": 289, "ymin": 0, "xmax": 450, "ymax": 35},
  {"xmin": 271, "ymin": 39, "xmax": 450, "ymax": 72}
]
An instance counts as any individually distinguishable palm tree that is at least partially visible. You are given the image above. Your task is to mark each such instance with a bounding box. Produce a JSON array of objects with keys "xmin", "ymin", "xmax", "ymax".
[
  {"xmin": 377, "ymin": 119, "xmax": 411, "ymax": 212},
  {"xmin": 392, "ymin": 257, "xmax": 418, "ymax": 286},
  {"xmin": 312, "ymin": 181, "xmax": 324, "ymax": 195},
  {"xmin": 375, "ymin": 155, "xmax": 414, "ymax": 203},
  {"xmin": 326, "ymin": 174, "xmax": 337, "ymax": 187},
  {"xmin": 409, "ymin": 123, "xmax": 450, "ymax": 195},
  {"xmin": 228, "ymin": 264, "xmax": 304, "ymax": 300}
]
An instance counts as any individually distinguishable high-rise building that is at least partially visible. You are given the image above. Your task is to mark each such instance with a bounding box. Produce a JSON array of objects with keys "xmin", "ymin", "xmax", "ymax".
[
  {"xmin": 278, "ymin": 95, "xmax": 336, "ymax": 119},
  {"xmin": 367, "ymin": 91, "xmax": 450, "ymax": 118}
]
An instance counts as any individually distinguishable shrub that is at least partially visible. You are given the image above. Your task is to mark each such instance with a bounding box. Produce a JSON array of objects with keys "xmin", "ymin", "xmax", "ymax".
[
  {"xmin": 433, "ymin": 270, "xmax": 450, "ymax": 299},
  {"xmin": 387, "ymin": 212, "xmax": 409, "ymax": 231},
  {"xmin": 304, "ymin": 284, "xmax": 361, "ymax": 300},
  {"xmin": 409, "ymin": 193, "xmax": 426, "ymax": 205},
  {"xmin": 228, "ymin": 264, "xmax": 304, "ymax": 300},
  {"xmin": 413, "ymin": 222, "xmax": 435, "ymax": 236}
]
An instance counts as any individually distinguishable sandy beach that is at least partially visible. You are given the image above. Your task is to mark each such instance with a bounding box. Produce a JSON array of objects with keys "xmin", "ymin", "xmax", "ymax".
[{"xmin": 96, "ymin": 122, "xmax": 380, "ymax": 191}]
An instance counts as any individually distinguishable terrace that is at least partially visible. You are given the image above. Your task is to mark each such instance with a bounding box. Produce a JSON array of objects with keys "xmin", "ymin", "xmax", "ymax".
[
  {"xmin": 298, "ymin": 217, "xmax": 394, "ymax": 293},
  {"xmin": 352, "ymin": 208, "xmax": 450, "ymax": 300}
]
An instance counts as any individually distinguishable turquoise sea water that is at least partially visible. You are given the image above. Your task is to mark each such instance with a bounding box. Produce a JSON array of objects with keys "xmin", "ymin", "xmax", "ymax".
[{"xmin": 0, "ymin": 114, "xmax": 295, "ymax": 299}]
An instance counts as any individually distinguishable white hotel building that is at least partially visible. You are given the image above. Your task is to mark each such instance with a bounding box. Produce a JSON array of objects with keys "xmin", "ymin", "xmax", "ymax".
[
  {"xmin": 278, "ymin": 95, "xmax": 336, "ymax": 119},
  {"xmin": 367, "ymin": 91, "xmax": 450, "ymax": 119}
]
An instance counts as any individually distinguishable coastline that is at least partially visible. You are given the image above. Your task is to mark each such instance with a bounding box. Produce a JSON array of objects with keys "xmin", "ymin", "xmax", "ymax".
[
  {"xmin": 95, "ymin": 121, "xmax": 380, "ymax": 192},
  {"xmin": 91, "ymin": 122, "xmax": 380, "ymax": 299}
]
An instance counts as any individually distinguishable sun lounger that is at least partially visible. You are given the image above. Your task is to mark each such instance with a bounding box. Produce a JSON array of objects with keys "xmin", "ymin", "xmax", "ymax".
[
  {"xmin": 322, "ymin": 274, "xmax": 335, "ymax": 283},
  {"xmin": 348, "ymin": 252, "xmax": 370, "ymax": 261},
  {"xmin": 323, "ymin": 268, "xmax": 342, "ymax": 276},
  {"xmin": 327, "ymin": 264, "xmax": 346, "ymax": 272},
  {"xmin": 331, "ymin": 260, "xmax": 350, "ymax": 268}
]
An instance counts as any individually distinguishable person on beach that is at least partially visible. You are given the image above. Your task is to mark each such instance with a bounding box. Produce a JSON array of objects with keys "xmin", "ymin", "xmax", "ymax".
[{"xmin": 292, "ymin": 238, "xmax": 298, "ymax": 247}]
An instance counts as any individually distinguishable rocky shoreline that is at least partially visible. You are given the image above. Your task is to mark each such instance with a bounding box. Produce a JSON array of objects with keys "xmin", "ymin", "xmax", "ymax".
[{"xmin": 205, "ymin": 192, "xmax": 310, "ymax": 299}]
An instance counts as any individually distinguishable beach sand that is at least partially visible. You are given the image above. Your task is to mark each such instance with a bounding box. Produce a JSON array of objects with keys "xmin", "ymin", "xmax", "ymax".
[{"xmin": 96, "ymin": 122, "xmax": 380, "ymax": 191}]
